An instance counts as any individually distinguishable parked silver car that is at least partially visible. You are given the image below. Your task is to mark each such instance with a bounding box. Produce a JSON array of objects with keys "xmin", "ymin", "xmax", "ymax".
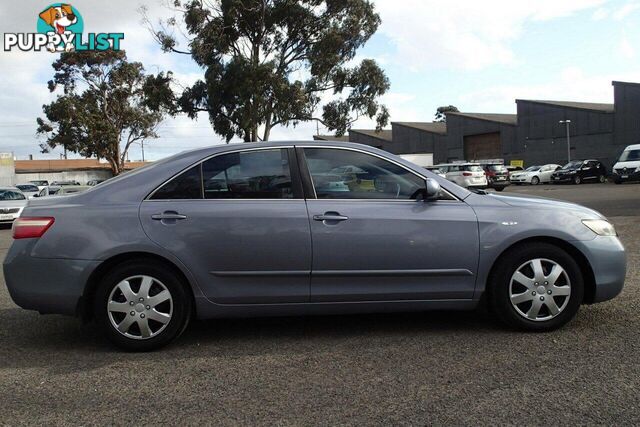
[
  {"xmin": 0, "ymin": 187, "xmax": 27, "ymax": 223},
  {"xmin": 4, "ymin": 142, "xmax": 626, "ymax": 351}
]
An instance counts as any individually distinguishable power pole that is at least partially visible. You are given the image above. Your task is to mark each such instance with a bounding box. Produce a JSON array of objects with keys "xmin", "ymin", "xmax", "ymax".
[{"xmin": 559, "ymin": 120, "xmax": 571, "ymax": 162}]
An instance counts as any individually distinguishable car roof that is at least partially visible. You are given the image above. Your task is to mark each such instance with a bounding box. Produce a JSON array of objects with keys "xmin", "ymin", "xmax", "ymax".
[
  {"xmin": 0, "ymin": 186, "xmax": 20, "ymax": 191},
  {"xmin": 623, "ymin": 144, "xmax": 640, "ymax": 150}
]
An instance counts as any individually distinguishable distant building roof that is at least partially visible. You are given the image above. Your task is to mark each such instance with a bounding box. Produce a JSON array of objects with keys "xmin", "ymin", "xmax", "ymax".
[
  {"xmin": 446, "ymin": 112, "xmax": 518, "ymax": 125},
  {"xmin": 392, "ymin": 122, "xmax": 447, "ymax": 134},
  {"xmin": 517, "ymin": 99, "xmax": 614, "ymax": 112},
  {"xmin": 349, "ymin": 129, "xmax": 393, "ymax": 142},
  {"xmin": 313, "ymin": 134, "xmax": 349, "ymax": 142},
  {"xmin": 15, "ymin": 159, "xmax": 148, "ymax": 173}
]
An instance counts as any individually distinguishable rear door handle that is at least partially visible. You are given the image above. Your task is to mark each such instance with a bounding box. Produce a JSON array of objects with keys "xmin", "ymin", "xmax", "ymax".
[
  {"xmin": 151, "ymin": 213, "xmax": 187, "ymax": 220},
  {"xmin": 313, "ymin": 213, "xmax": 349, "ymax": 222}
]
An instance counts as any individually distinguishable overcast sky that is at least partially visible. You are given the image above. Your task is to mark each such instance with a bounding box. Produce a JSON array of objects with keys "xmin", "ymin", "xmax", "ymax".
[{"xmin": 1, "ymin": 0, "xmax": 639, "ymax": 161}]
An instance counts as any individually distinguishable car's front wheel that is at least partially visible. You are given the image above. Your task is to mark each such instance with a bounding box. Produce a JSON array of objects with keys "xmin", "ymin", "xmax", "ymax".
[
  {"xmin": 573, "ymin": 175, "xmax": 581, "ymax": 185},
  {"xmin": 489, "ymin": 243, "xmax": 584, "ymax": 331},
  {"xmin": 94, "ymin": 260, "xmax": 192, "ymax": 351},
  {"xmin": 531, "ymin": 176, "xmax": 540, "ymax": 185}
]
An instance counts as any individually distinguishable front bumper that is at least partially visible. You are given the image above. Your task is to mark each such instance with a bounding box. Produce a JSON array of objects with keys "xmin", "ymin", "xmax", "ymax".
[
  {"xmin": 551, "ymin": 175, "xmax": 575, "ymax": 183},
  {"xmin": 3, "ymin": 239, "xmax": 99, "ymax": 315},
  {"xmin": 613, "ymin": 170, "xmax": 640, "ymax": 183},
  {"xmin": 573, "ymin": 236, "xmax": 627, "ymax": 303}
]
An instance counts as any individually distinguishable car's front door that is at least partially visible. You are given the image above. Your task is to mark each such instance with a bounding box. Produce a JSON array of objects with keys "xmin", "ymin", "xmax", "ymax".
[
  {"xmin": 300, "ymin": 147, "xmax": 479, "ymax": 302},
  {"xmin": 581, "ymin": 161, "xmax": 598, "ymax": 180},
  {"xmin": 140, "ymin": 147, "xmax": 312, "ymax": 304}
]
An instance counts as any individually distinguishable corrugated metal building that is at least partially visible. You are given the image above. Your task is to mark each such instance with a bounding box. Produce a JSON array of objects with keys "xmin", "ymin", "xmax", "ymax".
[{"xmin": 317, "ymin": 81, "xmax": 640, "ymax": 168}]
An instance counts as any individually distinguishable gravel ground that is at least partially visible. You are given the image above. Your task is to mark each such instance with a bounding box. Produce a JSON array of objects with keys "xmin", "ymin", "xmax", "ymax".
[{"xmin": 0, "ymin": 184, "xmax": 638, "ymax": 425}]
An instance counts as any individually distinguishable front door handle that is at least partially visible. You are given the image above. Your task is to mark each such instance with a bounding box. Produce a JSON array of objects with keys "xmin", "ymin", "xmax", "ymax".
[
  {"xmin": 151, "ymin": 212, "xmax": 187, "ymax": 220},
  {"xmin": 313, "ymin": 212, "xmax": 349, "ymax": 222}
]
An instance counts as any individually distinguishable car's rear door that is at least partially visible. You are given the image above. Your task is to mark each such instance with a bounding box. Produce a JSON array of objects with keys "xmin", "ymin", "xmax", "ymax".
[
  {"xmin": 140, "ymin": 147, "xmax": 312, "ymax": 304},
  {"xmin": 299, "ymin": 146, "xmax": 479, "ymax": 302}
]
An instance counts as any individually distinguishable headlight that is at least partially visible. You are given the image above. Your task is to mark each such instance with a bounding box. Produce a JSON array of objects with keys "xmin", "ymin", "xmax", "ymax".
[
  {"xmin": 582, "ymin": 219, "xmax": 617, "ymax": 236},
  {"xmin": 568, "ymin": 170, "xmax": 577, "ymax": 174}
]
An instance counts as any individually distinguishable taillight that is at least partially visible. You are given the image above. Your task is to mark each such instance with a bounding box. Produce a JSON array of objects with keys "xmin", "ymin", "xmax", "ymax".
[
  {"xmin": 462, "ymin": 172, "xmax": 473, "ymax": 176},
  {"xmin": 12, "ymin": 217, "xmax": 55, "ymax": 239}
]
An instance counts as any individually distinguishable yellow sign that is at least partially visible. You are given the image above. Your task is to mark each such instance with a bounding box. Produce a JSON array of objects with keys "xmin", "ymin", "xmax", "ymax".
[{"xmin": 510, "ymin": 160, "xmax": 524, "ymax": 168}]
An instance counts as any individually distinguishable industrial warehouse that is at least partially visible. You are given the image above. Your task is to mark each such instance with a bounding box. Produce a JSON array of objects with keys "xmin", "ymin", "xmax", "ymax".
[{"xmin": 316, "ymin": 81, "xmax": 640, "ymax": 169}]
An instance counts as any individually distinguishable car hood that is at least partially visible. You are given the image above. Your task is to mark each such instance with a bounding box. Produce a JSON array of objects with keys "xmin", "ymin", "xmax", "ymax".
[
  {"xmin": 613, "ymin": 160, "xmax": 640, "ymax": 170},
  {"xmin": 485, "ymin": 193, "xmax": 605, "ymax": 219}
]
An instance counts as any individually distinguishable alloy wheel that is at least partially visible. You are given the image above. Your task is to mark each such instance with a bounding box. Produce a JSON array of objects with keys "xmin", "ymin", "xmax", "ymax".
[
  {"xmin": 509, "ymin": 258, "xmax": 571, "ymax": 322},
  {"xmin": 107, "ymin": 275, "xmax": 173, "ymax": 340}
]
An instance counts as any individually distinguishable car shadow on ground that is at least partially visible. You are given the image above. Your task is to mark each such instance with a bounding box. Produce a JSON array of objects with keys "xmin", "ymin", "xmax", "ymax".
[{"xmin": 0, "ymin": 307, "xmax": 500, "ymax": 368}]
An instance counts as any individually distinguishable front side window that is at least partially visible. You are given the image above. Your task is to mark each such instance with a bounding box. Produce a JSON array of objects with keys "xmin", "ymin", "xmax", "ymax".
[
  {"xmin": 202, "ymin": 149, "xmax": 293, "ymax": 199},
  {"xmin": 304, "ymin": 148, "xmax": 425, "ymax": 200}
]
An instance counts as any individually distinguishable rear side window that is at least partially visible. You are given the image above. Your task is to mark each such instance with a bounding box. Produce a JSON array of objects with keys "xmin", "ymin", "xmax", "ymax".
[
  {"xmin": 150, "ymin": 149, "xmax": 294, "ymax": 200},
  {"xmin": 151, "ymin": 165, "xmax": 202, "ymax": 200},
  {"xmin": 202, "ymin": 149, "xmax": 293, "ymax": 199}
]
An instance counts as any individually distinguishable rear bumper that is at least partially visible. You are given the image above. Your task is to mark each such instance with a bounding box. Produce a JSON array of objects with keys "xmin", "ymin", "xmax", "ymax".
[
  {"xmin": 573, "ymin": 236, "xmax": 627, "ymax": 303},
  {"xmin": 3, "ymin": 239, "xmax": 99, "ymax": 315}
]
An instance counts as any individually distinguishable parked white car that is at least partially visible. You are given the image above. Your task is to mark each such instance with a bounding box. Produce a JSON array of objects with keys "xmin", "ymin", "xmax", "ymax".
[
  {"xmin": 436, "ymin": 163, "xmax": 488, "ymax": 188},
  {"xmin": 510, "ymin": 164, "xmax": 561, "ymax": 185},
  {"xmin": 612, "ymin": 144, "xmax": 640, "ymax": 184},
  {"xmin": 15, "ymin": 184, "xmax": 40, "ymax": 199},
  {"xmin": 425, "ymin": 166, "xmax": 446, "ymax": 178}
]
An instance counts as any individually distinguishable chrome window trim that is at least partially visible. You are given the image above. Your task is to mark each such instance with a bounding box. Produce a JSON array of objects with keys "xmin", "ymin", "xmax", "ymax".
[{"xmin": 145, "ymin": 144, "xmax": 459, "ymax": 202}]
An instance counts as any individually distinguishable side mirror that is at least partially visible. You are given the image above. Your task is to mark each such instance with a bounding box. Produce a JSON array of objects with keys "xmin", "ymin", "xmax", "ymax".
[{"xmin": 424, "ymin": 178, "xmax": 441, "ymax": 201}]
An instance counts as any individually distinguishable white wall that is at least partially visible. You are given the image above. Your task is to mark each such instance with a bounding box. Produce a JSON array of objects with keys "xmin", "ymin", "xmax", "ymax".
[
  {"xmin": 0, "ymin": 153, "xmax": 15, "ymax": 186},
  {"xmin": 16, "ymin": 170, "xmax": 112, "ymax": 185}
]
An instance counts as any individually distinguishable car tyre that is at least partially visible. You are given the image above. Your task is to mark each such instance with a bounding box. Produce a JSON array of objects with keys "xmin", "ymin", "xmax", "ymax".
[
  {"xmin": 573, "ymin": 175, "xmax": 581, "ymax": 185},
  {"xmin": 598, "ymin": 175, "xmax": 606, "ymax": 183},
  {"xmin": 531, "ymin": 176, "xmax": 540, "ymax": 185},
  {"xmin": 494, "ymin": 187, "xmax": 505, "ymax": 192},
  {"xmin": 489, "ymin": 243, "xmax": 584, "ymax": 332},
  {"xmin": 94, "ymin": 259, "xmax": 192, "ymax": 351}
]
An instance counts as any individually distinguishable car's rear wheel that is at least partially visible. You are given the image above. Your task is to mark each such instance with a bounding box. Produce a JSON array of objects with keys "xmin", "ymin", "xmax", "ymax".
[
  {"xmin": 489, "ymin": 243, "xmax": 583, "ymax": 331},
  {"xmin": 598, "ymin": 175, "xmax": 606, "ymax": 183},
  {"xmin": 573, "ymin": 175, "xmax": 581, "ymax": 185},
  {"xmin": 94, "ymin": 260, "xmax": 192, "ymax": 351},
  {"xmin": 531, "ymin": 176, "xmax": 540, "ymax": 185}
]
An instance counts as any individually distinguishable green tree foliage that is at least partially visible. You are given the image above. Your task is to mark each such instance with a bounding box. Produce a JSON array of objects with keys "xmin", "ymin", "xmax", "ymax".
[
  {"xmin": 147, "ymin": 0, "xmax": 390, "ymax": 142},
  {"xmin": 435, "ymin": 105, "xmax": 459, "ymax": 123},
  {"xmin": 37, "ymin": 51, "xmax": 173, "ymax": 175}
]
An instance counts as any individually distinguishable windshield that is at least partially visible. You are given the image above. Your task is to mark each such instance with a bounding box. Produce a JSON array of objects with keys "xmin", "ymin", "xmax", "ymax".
[
  {"xmin": 16, "ymin": 184, "xmax": 38, "ymax": 192},
  {"xmin": 525, "ymin": 165, "xmax": 541, "ymax": 172},
  {"xmin": 30, "ymin": 181, "xmax": 47, "ymax": 186},
  {"xmin": 562, "ymin": 160, "xmax": 583, "ymax": 170},
  {"xmin": 619, "ymin": 149, "xmax": 640, "ymax": 162},
  {"xmin": 0, "ymin": 190, "xmax": 26, "ymax": 200},
  {"xmin": 464, "ymin": 165, "xmax": 483, "ymax": 172},
  {"xmin": 487, "ymin": 165, "xmax": 507, "ymax": 172}
]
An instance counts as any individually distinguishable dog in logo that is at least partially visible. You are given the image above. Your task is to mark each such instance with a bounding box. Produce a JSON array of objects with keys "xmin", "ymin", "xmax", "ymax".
[{"xmin": 39, "ymin": 4, "xmax": 77, "ymax": 52}]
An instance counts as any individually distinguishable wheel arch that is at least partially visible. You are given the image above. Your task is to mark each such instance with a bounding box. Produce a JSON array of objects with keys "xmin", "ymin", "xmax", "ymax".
[
  {"xmin": 486, "ymin": 236, "xmax": 597, "ymax": 304},
  {"xmin": 78, "ymin": 252, "xmax": 197, "ymax": 321}
]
